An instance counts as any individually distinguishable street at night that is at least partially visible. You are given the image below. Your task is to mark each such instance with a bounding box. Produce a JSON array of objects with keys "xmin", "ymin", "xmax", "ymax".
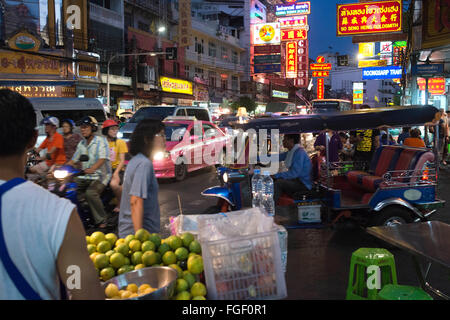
[
  {"xmin": 157, "ymin": 165, "xmax": 450, "ymax": 300},
  {"xmin": 0, "ymin": 0, "xmax": 449, "ymax": 310}
]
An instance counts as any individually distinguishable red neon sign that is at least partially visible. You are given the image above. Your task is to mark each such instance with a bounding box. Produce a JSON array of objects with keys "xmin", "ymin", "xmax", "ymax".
[
  {"xmin": 312, "ymin": 71, "xmax": 330, "ymax": 77},
  {"xmin": 278, "ymin": 15, "xmax": 308, "ymax": 29},
  {"xmin": 281, "ymin": 28, "xmax": 307, "ymax": 41},
  {"xmin": 310, "ymin": 63, "xmax": 332, "ymax": 70},
  {"xmin": 286, "ymin": 41, "xmax": 298, "ymax": 78},
  {"xmin": 417, "ymin": 77, "xmax": 446, "ymax": 95},
  {"xmin": 317, "ymin": 78, "xmax": 325, "ymax": 99},
  {"xmin": 337, "ymin": 0, "xmax": 402, "ymax": 36}
]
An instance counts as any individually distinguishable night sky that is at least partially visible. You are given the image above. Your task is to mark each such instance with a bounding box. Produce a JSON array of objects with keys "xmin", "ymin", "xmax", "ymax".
[{"xmin": 308, "ymin": 0, "xmax": 357, "ymax": 58}]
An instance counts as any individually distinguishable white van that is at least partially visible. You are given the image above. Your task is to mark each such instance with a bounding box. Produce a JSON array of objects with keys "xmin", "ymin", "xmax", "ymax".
[{"xmin": 30, "ymin": 98, "xmax": 107, "ymax": 147}]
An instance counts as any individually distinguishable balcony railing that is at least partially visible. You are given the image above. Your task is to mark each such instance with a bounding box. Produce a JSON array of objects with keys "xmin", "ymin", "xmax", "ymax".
[
  {"xmin": 89, "ymin": 3, "xmax": 123, "ymax": 29},
  {"xmin": 191, "ymin": 19, "xmax": 242, "ymax": 48},
  {"xmin": 185, "ymin": 50, "xmax": 245, "ymax": 73}
]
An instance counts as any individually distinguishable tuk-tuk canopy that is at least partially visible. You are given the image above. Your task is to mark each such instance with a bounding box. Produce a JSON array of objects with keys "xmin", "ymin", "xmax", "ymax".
[{"xmin": 232, "ymin": 105, "xmax": 440, "ymax": 134}]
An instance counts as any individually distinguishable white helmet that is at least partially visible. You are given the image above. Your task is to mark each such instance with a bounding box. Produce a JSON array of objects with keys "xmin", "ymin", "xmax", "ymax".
[{"xmin": 41, "ymin": 116, "xmax": 60, "ymax": 127}]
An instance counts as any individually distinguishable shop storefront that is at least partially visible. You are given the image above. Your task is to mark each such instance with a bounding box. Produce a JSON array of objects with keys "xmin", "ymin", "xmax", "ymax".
[
  {"xmin": 0, "ymin": 31, "xmax": 102, "ymax": 101},
  {"xmin": 160, "ymin": 76, "xmax": 195, "ymax": 105},
  {"xmin": 0, "ymin": 47, "xmax": 76, "ymax": 97}
]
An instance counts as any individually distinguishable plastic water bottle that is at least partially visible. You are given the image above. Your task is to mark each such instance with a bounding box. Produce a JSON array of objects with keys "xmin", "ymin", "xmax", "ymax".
[
  {"xmin": 251, "ymin": 169, "xmax": 263, "ymax": 208},
  {"xmin": 261, "ymin": 171, "xmax": 275, "ymax": 216}
]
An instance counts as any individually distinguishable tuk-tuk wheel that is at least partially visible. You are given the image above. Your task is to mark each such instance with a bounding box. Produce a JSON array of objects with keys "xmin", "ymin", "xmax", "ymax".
[{"xmin": 370, "ymin": 206, "xmax": 414, "ymax": 227}]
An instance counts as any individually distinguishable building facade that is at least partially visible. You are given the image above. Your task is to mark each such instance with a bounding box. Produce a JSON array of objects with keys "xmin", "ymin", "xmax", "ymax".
[{"xmin": 0, "ymin": 0, "xmax": 100, "ymax": 100}]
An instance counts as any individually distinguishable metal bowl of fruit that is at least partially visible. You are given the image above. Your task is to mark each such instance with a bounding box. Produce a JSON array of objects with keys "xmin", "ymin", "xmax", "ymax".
[{"xmin": 102, "ymin": 266, "xmax": 177, "ymax": 300}]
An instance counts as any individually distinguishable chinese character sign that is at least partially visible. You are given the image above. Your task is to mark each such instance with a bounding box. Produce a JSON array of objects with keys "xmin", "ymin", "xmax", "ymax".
[
  {"xmin": 359, "ymin": 42, "xmax": 375, "ymax": 57},
  {"xmin": 312, "ymin": 71, "xmax": 329, "ymax": 77},
  {"xmin": 281, "ymin": 28, "xmax": 307, "ymax": 41},
  {"xmin": 286, "ymin": 41, "xmax": 298, "ymax": 78},
  {"xmin": 178, "ymin": 0, "xmax": 192, "ymax": 47},
  {"xmin": 417, "ymin": 77, "xmax": 446, "ymax": 95},
  {"xmin": 317, "ymin": 78, "xmax": 324, "ymax": 99},
  {"xmin": 337, "ymin": 0, "xmax": 402, "ymax": 36},
  {"xmin": 278, "ymin": 15, "xmax": 308, "ymax": 28},
  {"xmin": 393, "ymin": 43, "xmax": 406, "ymax": 66}
]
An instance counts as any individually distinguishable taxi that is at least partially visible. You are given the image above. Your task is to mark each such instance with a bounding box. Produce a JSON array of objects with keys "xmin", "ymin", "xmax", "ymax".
[{"xmin": 154, "ymin": 117, "xmax": 229, "ymax": 181}]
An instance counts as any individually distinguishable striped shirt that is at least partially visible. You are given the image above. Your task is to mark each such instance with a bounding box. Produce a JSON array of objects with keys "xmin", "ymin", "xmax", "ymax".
[{"xmin": 72, "ymin": 135, "xmax": 111, "ymax": 185}]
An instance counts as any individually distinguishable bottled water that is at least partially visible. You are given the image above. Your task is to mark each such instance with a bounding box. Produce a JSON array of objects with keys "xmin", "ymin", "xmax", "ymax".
[
  {"xmin": 261, "ymin": 171, "xmax": 275, "ymax": 216},
  {"xmin": 251, "ymin": 169, "xmax": 263, "ymax": 208}
]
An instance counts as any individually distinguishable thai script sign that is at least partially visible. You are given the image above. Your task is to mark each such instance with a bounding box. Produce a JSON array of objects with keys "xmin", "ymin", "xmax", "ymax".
[{"xmin": 337, "ymin": 0, "xmax": 402, "ymax": 36}]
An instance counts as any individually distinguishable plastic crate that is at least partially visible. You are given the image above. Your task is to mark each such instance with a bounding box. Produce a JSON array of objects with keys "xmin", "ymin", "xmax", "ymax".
[{"xmin": 199, "ymin": 229, "xmax": 287, "ymax": 300}]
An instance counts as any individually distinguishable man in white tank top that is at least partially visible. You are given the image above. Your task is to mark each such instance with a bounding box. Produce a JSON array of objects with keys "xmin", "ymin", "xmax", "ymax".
[{"xmin": 0, "ymin": 89, "xmax": 104, "ymax": 300}]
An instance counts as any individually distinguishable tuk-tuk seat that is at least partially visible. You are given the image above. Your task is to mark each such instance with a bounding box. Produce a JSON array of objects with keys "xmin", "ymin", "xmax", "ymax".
[
  {"xmin": 346, "ymin": 146, "xmax": 433, "ymax": 193},
  {"xmin": 346, "ymin": 146, "xmax": 402, "ymax": 189}
]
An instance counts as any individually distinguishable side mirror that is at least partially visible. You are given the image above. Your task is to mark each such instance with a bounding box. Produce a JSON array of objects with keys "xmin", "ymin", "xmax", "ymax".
[{"xmin": 79, "ymin": 154, "xmax": 89, "ymax": 162}]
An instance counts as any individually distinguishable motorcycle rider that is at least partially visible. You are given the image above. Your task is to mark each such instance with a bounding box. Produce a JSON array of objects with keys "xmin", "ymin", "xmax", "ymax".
[
  {"xmin": 30, "ymin": 116, "xmax": 66, "ymax": 175},
  {"xmin": 61, "ymin": 119, "xmax": 82, "ymax": 161},
  {"xmin": 66, "ymin": 116, "xmax": 111, "ymax": 229},
  {"xmin": 0, "ymin": 89, "xmax": 103, "ymax": 299},
  {"xmin": 102, "ymin": 119, "xmax": 128, "ymax": 213}
]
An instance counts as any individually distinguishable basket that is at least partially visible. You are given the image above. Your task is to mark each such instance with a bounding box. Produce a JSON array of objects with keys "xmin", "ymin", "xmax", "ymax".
[{"xmin": 199, "ymin": 229, "xmax": 287, "ymax": 300}]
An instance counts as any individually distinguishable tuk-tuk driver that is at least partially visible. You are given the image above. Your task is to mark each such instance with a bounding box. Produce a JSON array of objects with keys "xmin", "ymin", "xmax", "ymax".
[{"xmin": 273, "ymin": 134, "xmax": 313, "ymax": 203}]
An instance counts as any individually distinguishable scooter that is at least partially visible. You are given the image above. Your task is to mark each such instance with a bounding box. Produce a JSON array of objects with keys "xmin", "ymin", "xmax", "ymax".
[
  {"xmin": 46, "ymin": 155, "xmax": 118, "ymax": 233},
  {"xmin": 201, "ymin": 164, "xmax": 321, "ymax": 215}
]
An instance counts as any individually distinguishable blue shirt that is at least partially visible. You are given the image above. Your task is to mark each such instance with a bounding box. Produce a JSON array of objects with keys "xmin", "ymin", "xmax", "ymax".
[
  {"xmin": 274, "ymin": 147, "xmax": 312, "ymax": 190},
  {"xmin": 118, "ymin": 153, "xmax": 160, "ymax": 237}
]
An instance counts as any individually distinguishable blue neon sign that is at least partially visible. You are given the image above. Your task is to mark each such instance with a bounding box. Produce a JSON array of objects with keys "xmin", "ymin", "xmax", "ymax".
[{"xmin": 362, "ymin": 66, "xmax": 402, "ymax": 80}]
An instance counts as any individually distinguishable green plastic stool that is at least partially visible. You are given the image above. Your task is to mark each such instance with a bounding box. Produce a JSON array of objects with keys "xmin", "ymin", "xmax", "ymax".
[
  {"xmin": 346, "ymin": 248, "xmax": 398, "ymax": 300},
  {"xmin": 378, "ymin": 284, "xmax": 433, "ymax": 300}
]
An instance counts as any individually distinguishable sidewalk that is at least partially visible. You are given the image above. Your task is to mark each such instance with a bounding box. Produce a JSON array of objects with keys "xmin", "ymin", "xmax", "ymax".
[{"xmin": 284, "ymin": 225, "xmax": 450, "ymax": 300}]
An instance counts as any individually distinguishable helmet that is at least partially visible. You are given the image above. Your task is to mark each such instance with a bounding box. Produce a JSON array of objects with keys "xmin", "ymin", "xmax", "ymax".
[
  {"xmin": 102, "ymin": 119, "xmax": 119, "ymax": 129},
  {"xmin": 41, "ymin": 116, "xmax": 59, "ymax": 127},
  {"xmin": 79, "ymin": 116, "xmax": 98, "ymax": 132},
  {"xmin": 61, "ymin": 119, "xmax": 75, "ymax": 128}
]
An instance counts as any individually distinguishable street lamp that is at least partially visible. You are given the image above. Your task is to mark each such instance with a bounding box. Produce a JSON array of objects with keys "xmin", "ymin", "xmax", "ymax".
[{"xmin": 106, "ymin": 51, "xmax": 166, "ymax": 109}]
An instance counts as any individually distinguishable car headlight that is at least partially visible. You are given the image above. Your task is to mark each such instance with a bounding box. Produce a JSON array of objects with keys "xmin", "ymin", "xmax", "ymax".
[
  {"xmin": 117, "ymin": 132, "xmax": 123, "ymax": 139},
  {"xmin": 153, "ymin": 151, "xmax": 170, "ymax": 161},
  {"xmin": 53, "ymin": 169, "xmax": 69, "ymax": 180},
  {"xmin": 223, "ymin": 172, "xmax": 229, "ymax": 183}
]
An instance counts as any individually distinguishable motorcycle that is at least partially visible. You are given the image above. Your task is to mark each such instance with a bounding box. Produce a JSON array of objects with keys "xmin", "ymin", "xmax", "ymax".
[{"xmin": 45, "ymin": 155, "xmax": 118, "ymax": 233}]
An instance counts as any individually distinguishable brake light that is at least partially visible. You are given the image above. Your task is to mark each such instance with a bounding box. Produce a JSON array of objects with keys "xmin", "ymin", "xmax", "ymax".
[{"xmin": 422, "ymin": 169, "xmax": 429, "ymax": 181}]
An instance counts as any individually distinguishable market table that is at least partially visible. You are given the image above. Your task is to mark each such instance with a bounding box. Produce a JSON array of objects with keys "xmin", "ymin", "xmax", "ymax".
[{"xmin": 366, "ymin": 221, "xmax": 450, "ymax": 300}]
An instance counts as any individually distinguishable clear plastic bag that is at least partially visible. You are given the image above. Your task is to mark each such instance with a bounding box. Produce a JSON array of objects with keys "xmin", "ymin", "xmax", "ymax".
[{"xmin": 197, "ymin": 207, "xmax": 275, "ymax": 242}]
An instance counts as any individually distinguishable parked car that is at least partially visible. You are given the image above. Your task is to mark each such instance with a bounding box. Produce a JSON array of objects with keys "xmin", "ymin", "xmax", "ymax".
[
  {"xmin": 153, "ymin": 118, "xmax": 228, "ymax": 181},
  {"xmin": 118, "ymin": 105, "xmax": 211, "ymax": 141}
]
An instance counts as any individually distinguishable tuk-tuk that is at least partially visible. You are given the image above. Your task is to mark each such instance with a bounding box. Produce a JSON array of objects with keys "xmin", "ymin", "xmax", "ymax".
[{"xmin": 202, "ymin": 105, "xmax": 445, "ymax": 227}]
